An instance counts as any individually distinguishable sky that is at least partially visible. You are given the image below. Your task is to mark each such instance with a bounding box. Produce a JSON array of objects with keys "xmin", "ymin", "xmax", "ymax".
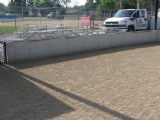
[
  {"xmin": 0, "ymin": 0, "xmax": 10, "ymax": 6},
  {"xmin": 0, "ymin": 0, "xmax": 86, "ymax": 7}
]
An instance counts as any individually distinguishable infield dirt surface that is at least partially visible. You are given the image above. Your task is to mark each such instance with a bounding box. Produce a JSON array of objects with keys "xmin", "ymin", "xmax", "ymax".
[{"xmin": 1, "ymin": 43, "xmax": 160, "ymax": 120}]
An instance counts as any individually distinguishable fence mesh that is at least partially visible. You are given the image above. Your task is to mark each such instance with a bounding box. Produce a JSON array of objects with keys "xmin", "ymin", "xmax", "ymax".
[{"xmin": 1, "ymin": 1, "xmax": 160, "ymax": 41}]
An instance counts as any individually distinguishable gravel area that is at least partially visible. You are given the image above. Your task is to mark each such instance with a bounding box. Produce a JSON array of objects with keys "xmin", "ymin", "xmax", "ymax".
[
  {"xmin": 1, "ymin": 33, "xmax": 24, "ymax": 42},
  {"xmin": 1, "ymin": 43, "xmax": 160, "ymax": 120}
]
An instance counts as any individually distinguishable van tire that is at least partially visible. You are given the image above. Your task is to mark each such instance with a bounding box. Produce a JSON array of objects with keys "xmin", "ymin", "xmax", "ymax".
[{"xmin": 128, "ymin": 26, "xmax": 134, "ymax": 32}]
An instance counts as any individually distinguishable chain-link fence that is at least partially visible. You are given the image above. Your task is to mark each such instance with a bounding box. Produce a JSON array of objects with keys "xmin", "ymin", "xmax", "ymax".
[
  {"xmin": 1, "ymin": 1, "xmax": 160, "ymax": 41},
  {"xmin": 2, "ymin": 6, "xmax": 116, "ymax": 27},
  {"xmin": 1, "ymin": 6, "xmax": 116, "ymax": 41}
]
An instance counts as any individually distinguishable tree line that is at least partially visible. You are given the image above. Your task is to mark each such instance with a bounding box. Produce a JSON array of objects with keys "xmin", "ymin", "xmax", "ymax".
[{"xmin": 0, "ymin": 0, "xmax": 152, "ymax": 14}]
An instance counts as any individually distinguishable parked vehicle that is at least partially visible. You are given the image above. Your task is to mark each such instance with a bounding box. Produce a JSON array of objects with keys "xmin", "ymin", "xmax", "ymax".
[
  {"xmin": 47, "ymin": 12, "xmax": 64, "ymax": 19},
  {"xmin": 103, "ymin": 9, "xmax": 160, "ymax": 32},
  {"xmin": 37, "ymin": 13, "xmax": 41, "ymax": 17}
]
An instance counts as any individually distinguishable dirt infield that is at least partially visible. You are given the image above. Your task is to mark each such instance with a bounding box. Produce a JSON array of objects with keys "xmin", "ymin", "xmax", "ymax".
[{"xmin": 1, "ymin": 43, "xmax": 160, "ymax": 120}]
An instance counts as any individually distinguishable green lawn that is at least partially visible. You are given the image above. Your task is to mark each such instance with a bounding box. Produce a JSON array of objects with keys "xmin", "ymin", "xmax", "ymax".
[
  {"xmin": 1, "ymin": 17, "xmax": 79, "ymax": 23},
  {"xmin": 1, "ymin": 18, "xmax": 49, "ymax": 23},
  {"xmin": 1, "ymin": 26, "xmax": 20, "ymax": 34}
]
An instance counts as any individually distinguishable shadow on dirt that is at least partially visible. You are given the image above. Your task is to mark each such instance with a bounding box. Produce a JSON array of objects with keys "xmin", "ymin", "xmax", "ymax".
[
  {"xmin": 1, "ymin": 65, "xmax": 137, "ymax": 120},
  {"xmin": 0, "ymin": 65, "xmax": 74, "ymax": 120}
]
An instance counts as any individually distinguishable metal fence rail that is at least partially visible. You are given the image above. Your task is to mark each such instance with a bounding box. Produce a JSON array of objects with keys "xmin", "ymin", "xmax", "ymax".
[{"xmin": 16, "ymin": 23, "xmax": 105, "ymax": 40}]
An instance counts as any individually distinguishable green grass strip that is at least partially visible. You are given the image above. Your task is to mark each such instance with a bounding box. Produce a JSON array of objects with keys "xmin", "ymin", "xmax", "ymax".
[{"xmin": 0, "ymin": 26, "xmax": 20, "ymax": 34}]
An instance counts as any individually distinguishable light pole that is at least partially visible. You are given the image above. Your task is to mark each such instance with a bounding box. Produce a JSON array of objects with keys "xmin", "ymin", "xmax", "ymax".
[
  {"xmin": 21, "ymin": 0, "xmax": 23, "ymax": 19},
  {"xmin": 120, "ymin": 0, "xmax": 122, "ymax": 9},
  {"xmin": 137, "ymin": 0, "xmax": 140, "ymax": 9}
]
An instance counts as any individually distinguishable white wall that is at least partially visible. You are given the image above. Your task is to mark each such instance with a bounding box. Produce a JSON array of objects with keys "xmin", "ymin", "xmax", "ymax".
[
  {"xmin": 123, "ymin": 32, "xmax": 134, "ymax": 46},
  {"xmin": 6, "ymin": 42, "xmax": 16, "ymax": 63},
  {"xmin": 111, "ymin": 33, "xmax": 124, "ymax": 47},
  {"xmin": 99, "ymin": 34, "xmax": 112, "ymax": 49},
  {"xmin": 49, "ymin": 38, "xmax": 68, "ymax": 56},
  {"xmin": 6, "ymin": 30, "xmax": 160, "ymax": 63},
  {"xmin": 158, "ymin": 30, "xmax": 160, "ymax": 42},
  {"xmin": 84, "ymin": 35, "xmax": 99, "ymax": 51},
  {"xmin": 149, "ymin": 18, "xmax": 160, "ymax": 30}
]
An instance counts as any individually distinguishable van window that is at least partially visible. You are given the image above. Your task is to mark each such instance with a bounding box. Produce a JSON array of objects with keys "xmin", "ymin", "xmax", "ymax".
[
  {"xmin": 140, "ymin": 11, "xmax": 145, "ymax": 17},
  {"xmin": 133, "ymin": 11, "xmax": 139, "ymax": 18},
  {"xmin": 114, "ymin": 10, "xmax": 135, "ymax": 17}
]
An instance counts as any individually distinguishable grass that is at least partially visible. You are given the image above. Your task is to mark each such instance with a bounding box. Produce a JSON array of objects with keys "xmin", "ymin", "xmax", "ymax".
[
  {"xmin": 1, "ymin": 18, "xmax": 49, "ymax": 23},
  {"xmin": 0, "ymin": 26, "xmax": 20, "ymax": 34},
  {"xmin": 66, "ymin": 26, "xmax": 79, "ymax": 29},
  {"xmin": 1, "ymin": 17, "xmax": 79, "ymax": 23}
]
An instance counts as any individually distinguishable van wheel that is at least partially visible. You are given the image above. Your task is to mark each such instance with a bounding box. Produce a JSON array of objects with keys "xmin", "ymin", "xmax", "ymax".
[{"xmin": 128, "ymin": 26, "xmax": 134, "ymax": 32}]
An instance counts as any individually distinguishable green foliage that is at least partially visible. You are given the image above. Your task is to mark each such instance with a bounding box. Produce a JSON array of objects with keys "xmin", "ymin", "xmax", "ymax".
[
  {"xmin": 96, "ymin": 0, "xmax": 119, "ymax": 13},
  {"xmin": 61, "ymin": 8, "xmax": 66, "ymax": 15},
  {"xmin": 122, "ymin": 1, "xmax": 137, "ymax": 9},
  {"xmin": 73, "ymin": 5, "xmax": 85, "ymax": 10},
  {"xmin": 61, "ymin": 0, "xmax": 71, "ymax": 6},
  {"xmin": 85, "ymin": 0, "xmax": 97, "ymax": 11},
  {"xmin": 0, "ymin": 2, "xmax": 7, "ymax": 12},
  {"xmin": 27, "ymin": 0, "xmax": 34, "ymax": 7},
  {"xmin": 9, "ymin": 0, "xmax": 27, "ymax": 7},
  {"xmin": 33, "ymin": 0, "xmax": 71, "ymax": 7},
  {"xmin": 95, "ymin": 0, "xmax": 144, "ymax": 14},
  {"xmin": 33, "ymin": 0, "xmax": 54, "ymax": 7}
]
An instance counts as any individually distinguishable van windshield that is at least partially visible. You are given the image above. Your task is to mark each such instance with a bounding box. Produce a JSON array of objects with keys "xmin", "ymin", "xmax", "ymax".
[{"xmin": 114, "ymin": 10, "xmax": 136, "ymax": 17}]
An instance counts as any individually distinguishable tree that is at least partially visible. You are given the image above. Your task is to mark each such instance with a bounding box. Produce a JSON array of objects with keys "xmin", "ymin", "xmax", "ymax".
[
  {"xmin": 97, "ymin": 0, "xmax": 119, "ymax": 13},
  {"xmin": 73, "ymin": 5, "xmax": 85, "ymax": 10},
  {"xmin": 33, "ymin": 0, "xmax": 71, "ymax": 7},
  {"xmin": 26, "ymin": 0, "xmax": 34, "ymax": 7},
  {"xmin": 96, "ymin": 0, "xmax": 143, "ymax": 14},
  {"xmin": 122, "ymin": 0, "xmax": 137, "ymax": 9},
  {"xmin": 9, "ymin": 0, "xmax": 27, "ymax": 7},
  {"xmin": 33, "ymin": 0, "xmax": 54, "ymax": 7},
  {"xmin": 0, "ymin": 2, "xmax": 7, "ymax": 12},
  {"xmin": 85, "ymin": 0, "xmax": 97, "ymax": 11},
  {"xmin": 61, "ymin": 0, "xmax": 71, "ymax": 6}
]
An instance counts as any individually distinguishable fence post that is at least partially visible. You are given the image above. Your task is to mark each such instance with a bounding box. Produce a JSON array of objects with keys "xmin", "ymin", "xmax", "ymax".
[
  {"xmin": 78, "ymin": 14, "xmax": 79, "ymax": 28},
  {"xmin": 15, "ymin": 18, "xmax": 17, "ymax": 32},
  {"xmin": 4, "ymin": 42, "xmax": 7, "ymax": 64},
  {"xmin": 104, "ymin": 9, "xmax": 105, "ymax": 20},
  {"xmin": 60, "ymin": 8, "xmax": 61, "ymax": 23},
  {"xmin": 104, "ymin": 9, "xmax": 106, "ymax": 20},
  {"xmin": 155, "ymin": 0, "xmax": 159, "ymax": 30},
  {"xmin": 27, "ymin": 25, "xmax": 29, "ymax": 38},
  {"xmin": 93, "ymin": 14, "xmax": 94, "ymax": 28}
]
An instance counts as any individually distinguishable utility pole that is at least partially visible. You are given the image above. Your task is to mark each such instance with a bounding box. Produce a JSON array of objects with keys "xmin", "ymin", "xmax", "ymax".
[
  {"xmin": 21, "ymin": 0, "xmax": 23, "ymax": 19},
  {"xmin": 137, "ymin": 0, "xmax": 140, "ymax": 9},
  {"xmin": 155, "ymin": 0, "xmax": 159, "ymax": 30},
  {"xmin": 120, "ymin": 0, "xmax": 122, "ymax": 9}
]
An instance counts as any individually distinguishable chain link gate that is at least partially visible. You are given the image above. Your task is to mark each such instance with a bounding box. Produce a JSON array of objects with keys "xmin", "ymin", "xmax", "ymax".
[
  {"xmin": 90, "ymin": 16, "xmax": 99, "ymax": 29},
  {"xmin": 0, "ymin": 41, "xmax": 7, "ymax": 64}
]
